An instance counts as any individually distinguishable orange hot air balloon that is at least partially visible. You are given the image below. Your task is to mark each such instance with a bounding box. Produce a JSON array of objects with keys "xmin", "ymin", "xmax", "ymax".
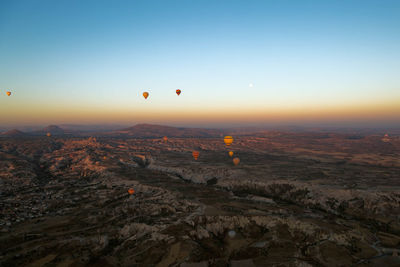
[
  {"xmin": 46, "ymin": 132, "xmax": 51, "ymax": 137},
  {"xmin": 6, "ymin": 91, "xmax": 11, "ymax": 96},
  {"xmin": 176, "ymin": 89, "xmax": 181, "ymax": 96},
  {"xmin": 224, "ymin": 136, "xmax": 233, "ymax": 146},
  {"xmin": 143, "ymin": 92, "xmax": 149, "ymax": 99},
  {"xmin": 192, "ymin": 151, "xmax": 199, "ymax": 160},
  {"xmin": 163, "ymin": 136, "xmax": 168, "ymax": 142},
  {"xmin": 228, "ymin": 151, "xmax": 234, "ymax": 157},
  {"xmin": 233, "ymin": 157, "xmax": 240, "ymax": 166},
  {"xmin": 103, "ymin": 156, "xmax": 107, "ymax": 160},
  {"xmin": 128, "ymin": 188, "xmax": 135, "ymax": 195}
]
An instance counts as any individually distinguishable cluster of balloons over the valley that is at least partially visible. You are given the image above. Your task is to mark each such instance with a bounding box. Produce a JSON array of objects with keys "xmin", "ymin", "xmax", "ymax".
[{"xmin": 141, "ymin": 89, "xmax": 241, "ymax": 168}]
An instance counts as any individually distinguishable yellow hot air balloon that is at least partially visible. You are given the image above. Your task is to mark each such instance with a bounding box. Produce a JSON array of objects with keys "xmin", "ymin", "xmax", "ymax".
[
  {"xmin": 143, "ymin": 92, "xmax": 149, "ymax": 99},
  {"xmin": 163, "ymin": 136, "xmax": 168, "ymax": 142},
  {"xmin": 228, "ymin": 151, "xmax": 234, "ymax": 157},
  {"xmin": 192, "ymin": 151, "xmax": 199, "ymax": 160},
  {"xmin": 233, "ymin": 157, "xmax": 240, "ymax": 166},
  {"xmin": 6, "ymin": 91, "xmax": 11, "ymax": 96},
  {"xmin": 46, "ymin": 132, "xmax": 51, "ymax": 137},
  {"xmin": 224, "ymin": 136, "xmax": 233, "ymax": 146}
]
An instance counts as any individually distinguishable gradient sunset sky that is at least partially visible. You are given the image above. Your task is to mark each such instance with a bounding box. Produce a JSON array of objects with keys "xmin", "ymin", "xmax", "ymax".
[{"xmin": 0, "ymin": 0, "xmax": 399, "ymax": 128}]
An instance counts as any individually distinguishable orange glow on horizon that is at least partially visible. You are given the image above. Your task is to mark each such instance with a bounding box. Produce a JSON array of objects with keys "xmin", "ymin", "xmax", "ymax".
[{"xmin": 1, "ymin": 97, "xmax": 399, "ymax": 127}]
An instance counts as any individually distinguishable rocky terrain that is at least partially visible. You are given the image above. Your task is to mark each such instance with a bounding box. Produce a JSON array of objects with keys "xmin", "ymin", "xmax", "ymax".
[{"xmin": 0, "ymin": 131, "xmax": 399, "ymax": 266}]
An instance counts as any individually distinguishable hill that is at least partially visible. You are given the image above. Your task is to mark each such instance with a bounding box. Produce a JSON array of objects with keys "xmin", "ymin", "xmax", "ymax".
[
  {"xmin": 31, "ymin": 125, "xmax": 72, "ymax": 136},
  {"xmin": 1, "ymin": 129, "xmax": 27, "ymax": 137},
  {"xmin": 114, "ymin": 123, "xmax": 224, "ymax": 138}
]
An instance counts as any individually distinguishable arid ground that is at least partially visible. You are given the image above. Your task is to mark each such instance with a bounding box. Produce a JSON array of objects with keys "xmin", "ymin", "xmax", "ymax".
[{"xmin": 1, "ymin": 128, "xmax": 399, "ymax": 266}]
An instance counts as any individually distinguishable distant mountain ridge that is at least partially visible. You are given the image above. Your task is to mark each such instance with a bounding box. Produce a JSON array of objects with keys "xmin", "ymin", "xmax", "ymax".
[
  {"xmin": 1, "ymin": 129, "xmax": 27, "ymax": 137},
  {"xmin": 115, "ymin": 124, "xmax": 224, "ymax": 138},
  {"xmin": 31, "ymin": 125, "xmax": 73, "ymax": 136},
  {"xmin": 1, "ymin": 123, "xmax": 399, "ymax": 138},
  {"xmin": 43, "ymin": 125, "xmax": 65, "ymax": 134}
]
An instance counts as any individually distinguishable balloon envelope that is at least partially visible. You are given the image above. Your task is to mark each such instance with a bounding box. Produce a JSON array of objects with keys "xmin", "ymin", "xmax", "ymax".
[
  {"xmin": 143, "ymin": 92, "xmax": 149, "ymax": 99},
  {"xmin": 128, "ymin": 188, "xmax": 135, "ymax": 195},
  {"xmin": 233, "ymin": 157, "xmax": 240, "ymax": 166},
  {"xmin": 224, "ymin": 136, "xmax": 233, "ymax": 146},
  {"xmin": 228, "ymin": 230, "xmax": 236, "ymax": 238},
  {"xmin": 176, "ymin": 89, "xmax": 181, "ymax": 96},
  {"xmin": 6, "ymin": 91, "xmax": 11, "ymax": 96},
  {"xmin": 46, "ymin": 133, "xmax": 51, "ymax": 137},
  {"xmin": 228, "ymin": 151, "xmax": 234, "ymax": 157},
  {"xmin": 192, "ymin": 151, "xmax": 199, "ymax": 160}
]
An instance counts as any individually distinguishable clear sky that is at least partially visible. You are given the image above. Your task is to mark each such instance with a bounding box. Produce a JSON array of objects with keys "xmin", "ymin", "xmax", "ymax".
[{"xmin": 0, "ymin": 0, "xmax": 399, "ymax": 128}]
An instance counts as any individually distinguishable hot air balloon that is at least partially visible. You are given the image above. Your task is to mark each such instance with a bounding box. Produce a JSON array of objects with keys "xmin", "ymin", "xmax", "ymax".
[
  {"xmin": 46, "ymin": 133, "xmax": 51, "ymax": 137},
  {"xmin": 176, "ymin": 89, "xmax": 181, "ymax": 96},
  {"xmin": 228, "ymin": 230, "xmax": 236, "ymax": 238},
  {"xmin": 228, "ymin": 151, "xmax": 234, "ymax": 157},
  {"xmin": 382, "ymin": 134, "xmax": 390, "ymax": 142},
  {"xmin": 233, "ymin": 157, "xmax": 240, "ymax": 166},
  {"xmin": 128, "ymin": 188, "xmax": 135, "ymax": 195},
  {"xmin": 224, "ymin": 136, "xmax": 233, "ymax": 146},
  {"xmin": 163, "ymin": 136, "xmax": 168, "ymax": 142},
  {"xmin": 192, "ymin": 151, "xmax": 199, "ymax": 160},
  {"xmin": 103, "ymin": 156, "xmax": 107, "ymax": 160},
  {"xmin": 143, "ymin": 92, "xmax": 149, "ymax": 99},
  {"xmin": 6, "ymin": 91, "xmax": 11, "ymax": 96}
]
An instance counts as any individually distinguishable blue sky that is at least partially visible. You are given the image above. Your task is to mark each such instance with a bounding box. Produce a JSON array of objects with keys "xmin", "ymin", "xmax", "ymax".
[{"xmin": 0, "ymin": 0, "xmax": 399, "ymax": 127}]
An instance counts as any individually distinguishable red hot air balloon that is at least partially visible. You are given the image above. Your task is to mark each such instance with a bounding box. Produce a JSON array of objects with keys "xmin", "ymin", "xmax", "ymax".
[
  {"xmin": 192, "ymin": 151, "xmax": 199, "ymax": 160},
  {"xmin": 128, "ymin": 188, "xmax": 135, "ymax": 195},
  {"xmin": 176, "ymin": 89, "xmax": 181, "ymax": 96}
]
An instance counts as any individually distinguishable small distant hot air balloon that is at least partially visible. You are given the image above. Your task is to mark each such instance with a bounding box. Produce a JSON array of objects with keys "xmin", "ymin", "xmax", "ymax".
[
  {"xmin": 228, "ymin": 151, "xmax": 234, "ymax": 157},
  {"xmin": 176, "ymin": 89, "xmax": 181, "ymax": 96},
  {"xmin": 224, "ymin": 136, "xmax": 233, "ymax": 146},
  {"xmin": 128, "ymin": 188, "xmax": 135, "ymax": 195},
  {"xmin": 163, "ymin": 136, "xmax": 168, "ymax": 142},
  {"xmin": 143, "ymin": 92, "xmax": 149, "ymax": 99},
  {"xmin": 382, "ymin": 134, "xmax": 390, "ymax": 142},
  {"xmin": 103, "ymin": 156, "xmax": 107, "ymax": 160},
  {"xmin": 228, "ymin": 230, "xmax": 236, "ymax": 238},
  {"xmin": 192, "ymin": 151, "xmax": 199, "ymax": 160},
  {"xmin": 6, "ymin": 91, "xmax": 11, "ymax": 96},
  {"xmin": 46, "ymin": 133, "xmax": 51, "ymax": 137},
  {"xmin": 233, "ymin": 157, "xmax": 240, "ymax": 166}
]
